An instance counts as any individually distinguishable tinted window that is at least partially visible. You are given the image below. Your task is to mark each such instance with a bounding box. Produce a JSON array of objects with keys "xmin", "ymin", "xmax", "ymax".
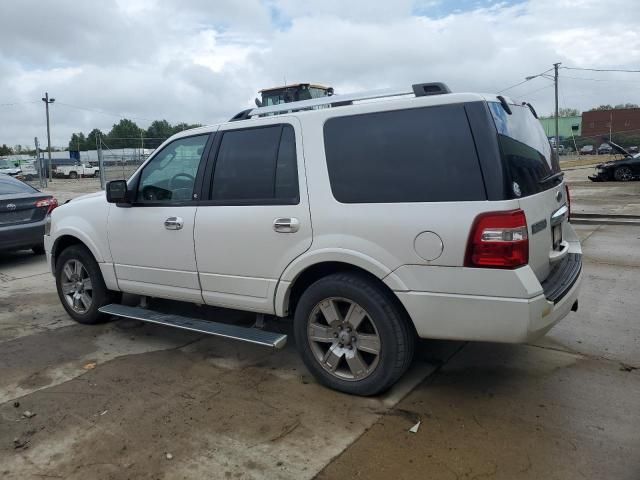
[
  {"xmin": 0, "ymin": 177, "xmax": 36, "ymax": 195},
  {"xmin": 211, "ymin": 125, "xmax": 299, "ymax": 203},
  {"xmin": 137, "ymin": 135, "xmax": 209, "ymax": 202},
  {"xmin": 323, "ymin": 105, "xmax": 486, "ymax": 203},
  {"xmin": 489, "ymin": 102, "xmax": 560, "ymax": 197}
]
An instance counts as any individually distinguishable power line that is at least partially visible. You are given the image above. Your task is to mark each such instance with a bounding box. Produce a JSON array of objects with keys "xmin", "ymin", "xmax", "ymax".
[
  {"xmin": 497, "ymin": 67, "xmax": 554, "ymax": 94},
  {"xmin": 510, "ymin": 84, "xmax": 553, "ymax": 100},
  {"xmin": 55, "ymin": 102, "xmax": 157, "ymax": 123},
  {"xmin": 0, "ymin": 101, "xmax": 39, "ymax": 107},
  {"xmin": 563, "ymin": 66, "xmax": 640, "ymax": 73}
]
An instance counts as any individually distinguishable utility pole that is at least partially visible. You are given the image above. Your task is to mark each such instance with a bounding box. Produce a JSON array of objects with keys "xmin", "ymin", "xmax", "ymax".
[
  {"xmin": 553, "ymin": 63, "xmax": 561, "ymax": 153},
  {"xmin": 41, "ymin": 92, "xmax": 55, "ymax": 181}
]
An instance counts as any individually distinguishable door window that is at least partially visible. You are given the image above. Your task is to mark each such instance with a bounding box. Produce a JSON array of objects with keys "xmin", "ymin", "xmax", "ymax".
[
  {"xmin": 137, "ymin": 135, "xmax": 209, "ymax": 202},
  {"xmin": 210, "ymin": 124, "xmax": 299, "ymax": 204}
]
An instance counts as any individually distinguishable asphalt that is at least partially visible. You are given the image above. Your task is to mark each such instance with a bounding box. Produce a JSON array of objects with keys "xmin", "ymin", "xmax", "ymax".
[{"xmin": 1, "ymin": 172, "xmax": 639, "ymax": 479}]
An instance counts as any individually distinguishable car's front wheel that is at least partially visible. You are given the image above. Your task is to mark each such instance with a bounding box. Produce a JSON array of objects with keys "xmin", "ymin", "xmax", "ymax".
[
  {"xmin": 55, "ymin": 245, "xmax": 113, "ymax": 324},
  {"xmin": 294, "ymin": 273, "xmax": 415, "ymax": 396},
  {"xmin": 614, "ymin": 166, "xmax": 633, "ymax": 182}
]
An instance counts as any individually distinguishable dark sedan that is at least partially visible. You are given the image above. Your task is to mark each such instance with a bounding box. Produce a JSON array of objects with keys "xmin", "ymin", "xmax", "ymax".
[
  {"xmin": 0, "ymin": 174, "xmax": 58, "ymax": 254},
  {"xmin": 589, "ymin": 142, "xmax": 640, "ymax": 182}
]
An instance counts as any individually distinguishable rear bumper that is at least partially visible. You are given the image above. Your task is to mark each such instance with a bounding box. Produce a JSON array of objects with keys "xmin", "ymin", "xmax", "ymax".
[
  {"xmin": 396, "ymin": 269, "xmax": 582, "ymax": 343},
  {"xmin": 0, "ymin": 219, "xmax": 45, "ymax": 251}
]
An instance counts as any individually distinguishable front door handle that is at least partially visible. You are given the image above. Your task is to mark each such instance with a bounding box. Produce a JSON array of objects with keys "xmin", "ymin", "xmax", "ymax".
[
  {"xmin": 273, "ymin": 217, "xmax": 300, "ymax": 233},
  {"xmin": 164, "ymin": 216, "xmax": 184, "ymax": 230}
]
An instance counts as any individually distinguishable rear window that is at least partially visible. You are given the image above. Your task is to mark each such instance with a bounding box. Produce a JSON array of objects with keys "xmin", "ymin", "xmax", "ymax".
[
  {"xmin": 0, "ymin": 177, "xmax": 36, "ymax": 195},
  {"xmin": 323, "ymin": 105, "xmax": 487, "ymax": 203},
  {"xmin": 489, "ymin": 102, "xmax": 561, "ymax": 197}
]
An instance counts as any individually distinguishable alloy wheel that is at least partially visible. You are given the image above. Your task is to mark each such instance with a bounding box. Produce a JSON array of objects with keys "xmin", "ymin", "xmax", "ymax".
[
  {"xmin": 307, "ymin": 297, "xmax": 381, "ymax": 381},
  {"xmin": 60, "ymin": 259, "xmax": 93, "ymax": 313}
]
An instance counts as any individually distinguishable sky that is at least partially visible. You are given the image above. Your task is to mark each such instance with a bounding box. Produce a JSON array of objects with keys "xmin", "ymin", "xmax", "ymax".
[{"xmin": 1, "ymin": 0, "xmax": 639, "ymax": 148}]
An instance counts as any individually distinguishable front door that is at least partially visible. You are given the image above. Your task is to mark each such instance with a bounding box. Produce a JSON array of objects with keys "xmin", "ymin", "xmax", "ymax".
[
  {"xmin": 194, "ymin": 119, "xmax": 312, "ymax": 313},
  {"xmin": 108, "ymin": 133, "xmax": 212, "ymax": 302}
]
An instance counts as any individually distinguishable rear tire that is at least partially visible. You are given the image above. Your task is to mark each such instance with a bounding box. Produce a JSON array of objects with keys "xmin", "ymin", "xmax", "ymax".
[
  {"xmin": 68, "ymin": 171, "xmax": 78, "ymax": 179},
  {"xmin": 55, "ymin": 245, "xmax": 113, "ymax": 324},
  {"xmin": 293, "ymin": 272, "xmax": 415, "ymax": 396}
]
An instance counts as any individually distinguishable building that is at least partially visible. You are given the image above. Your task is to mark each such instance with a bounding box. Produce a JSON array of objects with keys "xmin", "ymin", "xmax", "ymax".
[
  {"xmin": 581, "ymin": 108, "xmax": 640, "ymax": 138},
  {"xmin": 539, "ymin": 116, "xmax": 581, "ymax": 139}
]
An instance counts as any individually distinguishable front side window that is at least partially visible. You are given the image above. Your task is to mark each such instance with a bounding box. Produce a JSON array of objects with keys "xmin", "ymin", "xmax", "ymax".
[
  {"xmin": 137, "ymin": 135, "xmax": 208, "ymax": 202},
  {"xmin": 210, "ymin": 124, "xmax": 299, "ymax": 203}
]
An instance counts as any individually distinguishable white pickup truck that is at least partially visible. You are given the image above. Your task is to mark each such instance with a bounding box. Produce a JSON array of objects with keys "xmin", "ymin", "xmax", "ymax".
[{"xmin": 54, "ymin": 163, "xmax": 99, "ymax": 179}]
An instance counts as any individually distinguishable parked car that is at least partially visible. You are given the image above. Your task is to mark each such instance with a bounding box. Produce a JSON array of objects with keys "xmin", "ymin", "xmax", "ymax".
[
  {"xmin": 628, "ymin": 146, "xmax": 639, "ymax": 154},
  {"xmin": 0, "ymin": 174, "xmax": 58, "ymax": 253},
  {"xmin": 597, "ymin": 143, "xmax": 613, "ymax": 155},
  {"xmin": 589, "ymin": 142, "xmax": 640, "ymax": 182},
  {"xmin": 45, "ymin": 83, "xmax": 582, "ymax": 395},
  {"xmin": 579, "ymin": 145, "xmax": 595, "ymax": 155},
  {"xmin": 16, "ymin": 161, "xmax": 39, "ymax": 181},
  {"xmin": 0, "ymin": 158, "xmax": 22, "ymax": 176},
  {"xmin": 54, "ymin": 163, "xmax": 99, "ymax": 179}
]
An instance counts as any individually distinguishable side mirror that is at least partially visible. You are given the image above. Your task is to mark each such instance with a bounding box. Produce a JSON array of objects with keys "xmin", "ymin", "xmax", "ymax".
[{"xmin": 106, "ymin": 180, "xmax": 129, "ymax": 204}]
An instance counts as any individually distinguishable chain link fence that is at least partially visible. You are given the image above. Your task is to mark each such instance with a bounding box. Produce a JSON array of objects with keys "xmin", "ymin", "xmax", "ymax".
[{"xmin": 97, "ymin": 136, "xmax": 167, "ymax": 189}]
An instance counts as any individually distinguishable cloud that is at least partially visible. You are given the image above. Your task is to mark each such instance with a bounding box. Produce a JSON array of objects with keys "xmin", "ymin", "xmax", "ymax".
[{"xmin": 1, "ymin": 0, "xmax": 639, "ymax": 147}]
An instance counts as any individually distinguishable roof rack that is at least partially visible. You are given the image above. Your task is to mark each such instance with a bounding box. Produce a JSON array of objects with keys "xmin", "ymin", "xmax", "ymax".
[{"xmin": 229, "ymin": 82, "xmax": 451, "ymax": 121}]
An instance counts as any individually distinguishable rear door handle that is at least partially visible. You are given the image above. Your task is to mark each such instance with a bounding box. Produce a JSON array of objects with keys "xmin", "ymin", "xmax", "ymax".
[
  {"xmin": 273, "ymin": 217, "xmax": 300, "ymax": 233},
  {"xmin": 164, "ymin": 216, "xmax": 184, "ymax": 230}
]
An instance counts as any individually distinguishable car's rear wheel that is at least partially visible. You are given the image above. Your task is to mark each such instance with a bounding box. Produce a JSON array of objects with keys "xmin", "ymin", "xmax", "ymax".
[
  {"xmin": 614, "ymin": 166, "xmax": 633, "ymax": 182},
  {"xmin": 294, "ymin": 273, "xmax": 415, "ymax": 396},
  {"xmin": 68, "ymin": 171, "xmax": 78, "ymax": 179},
  {"xmin": 55, "ymin": 245, "xmax": 113, "ymax": 324}
]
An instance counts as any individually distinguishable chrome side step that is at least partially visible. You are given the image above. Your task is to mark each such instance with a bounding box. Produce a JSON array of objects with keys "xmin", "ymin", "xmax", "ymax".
[{"xmin": 99, "ymin": 304, "xmax": 287, "ymax": 349}]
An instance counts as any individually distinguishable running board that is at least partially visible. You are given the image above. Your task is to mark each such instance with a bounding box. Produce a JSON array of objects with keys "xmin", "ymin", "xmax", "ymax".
[{"xmin": 99, "ymin": 304, "xmax": 287, "ymax": 349}]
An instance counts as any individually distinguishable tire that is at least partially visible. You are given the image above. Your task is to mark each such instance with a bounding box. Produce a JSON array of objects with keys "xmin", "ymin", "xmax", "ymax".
[
  {"xmin": 32, "ymin": 243, "xmax": 45, "ymax": 255},
  {"xmin": 614, "ymin": 166, "xmax": 633, "ymax": 182},
  {"xmin": 68, "ymin": 171, "xmax": 78, "ymax": 179},
  {"xmin": 94, "ymin": 170, "xmax": 100, "ymax": 178},
  {"xmin": 293, "ymin": 273, "xmax": 415, "ymax": 396},
  {"xmin": 55, "ymin": 244, "xmax": 113, "ymax": 324}
]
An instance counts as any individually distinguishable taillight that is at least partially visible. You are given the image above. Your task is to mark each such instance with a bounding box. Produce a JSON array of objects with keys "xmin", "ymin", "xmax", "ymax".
[
  {"xmin": 564, "ymin": 184, "xmax": 571, "ymax": 221},
  {"xmin": 35, "ymin": 197, "xmax": 58, "ymax": 214},
  {"xmin": 465, "ymin": 209, "xmax": 529, "ymax": 269}
]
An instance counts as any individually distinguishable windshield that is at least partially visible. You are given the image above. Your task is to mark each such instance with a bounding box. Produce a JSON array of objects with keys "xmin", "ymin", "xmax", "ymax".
[{"xmin": 489, "ymin": 102, "xmax": 561, "ymax": 198}]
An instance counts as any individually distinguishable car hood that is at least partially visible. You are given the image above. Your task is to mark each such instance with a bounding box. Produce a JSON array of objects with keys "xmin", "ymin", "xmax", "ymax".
[
  {"xmin": 605, "ymin": 141, "xmax": 630, "ymax": 156},
  {"xmin": 66, "ymin": 190, "xmax": 105, "ymax": 203}
]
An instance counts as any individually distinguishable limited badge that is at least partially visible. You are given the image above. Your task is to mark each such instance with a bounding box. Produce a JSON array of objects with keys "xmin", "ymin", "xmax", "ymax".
[{"xmin": 512, "ymin": 181, "xmax": 522, "ymax": 197}]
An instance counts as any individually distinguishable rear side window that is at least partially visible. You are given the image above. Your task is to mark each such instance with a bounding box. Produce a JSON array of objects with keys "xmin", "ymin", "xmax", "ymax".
[
  {"xmin": 0, "ymin": 178, "xmax": 36, "ymax": 195},
  {"xmin": 323, "ymin": 105, "xmax": 486, "ymax": 203},
  {"xmin": 211, "ymin": 125, "xmax": 299, "ymax": 203},
  {"xmin": 489, "ymin": 102, "xmax": 560, "ymax": 197}
]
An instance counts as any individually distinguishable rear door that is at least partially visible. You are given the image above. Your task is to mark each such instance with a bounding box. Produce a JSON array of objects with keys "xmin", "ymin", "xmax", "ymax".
[
  {"xmin": 194, "ymin": 118, "xmax": 312, "ymax": 313},
  {"xmin": 488, "ymin": 102, "xmax": 569, "ymax": 282}
]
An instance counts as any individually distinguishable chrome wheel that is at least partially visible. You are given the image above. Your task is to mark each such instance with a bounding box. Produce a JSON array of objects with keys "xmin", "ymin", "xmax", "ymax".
[
  {"xmin": 60, "ymin": 259, "xmax": 93, "ymax": 314},
  {"xmin": 307, "ymin": 297, "xmax": 381, "ymax": 381}
]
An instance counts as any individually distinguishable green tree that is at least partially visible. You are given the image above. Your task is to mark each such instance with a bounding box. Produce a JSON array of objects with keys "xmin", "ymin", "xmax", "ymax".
[
  {"xmin": 107, "ymin": 119, "xmax": 142, "ymax": 148},
  {"xmin": 145, "ymin": 120, "xmax": 174, "ymax": 148},
  {"xmin": 172, "ymin": 122, "xmax": 202, "ymax": 135},
  {"xmin": 0, "ymin": 144, "xmax": 12, "ymax": 155},
  {"xmin": 68, "ymin": 132, "xmax": 87, "ymax": 151},
  {"xmin": 86, "ymin": 128, "xmax": 104, "ymax": 150}
]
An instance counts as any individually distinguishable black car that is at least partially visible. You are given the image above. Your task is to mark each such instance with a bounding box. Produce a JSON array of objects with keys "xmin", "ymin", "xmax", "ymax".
[
  {"xmin": 0, "ymin": 174, "xmax": 58, "ymax": 253},
  {"xmin": 589, "ymin": 142, "xmax": 640, "ymax": 182}
]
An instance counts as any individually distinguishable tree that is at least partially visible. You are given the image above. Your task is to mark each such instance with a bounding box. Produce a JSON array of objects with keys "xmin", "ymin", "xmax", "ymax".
[
  {"xmin": 172, "ymin": 122, "xmax": 202, "ymax": 135},
  {"xmin": 0, "ymin": 144, "xmax": 12, "ymax": 155},
  {"xmin": 86, "ymin": 128, "xmax": 104, "ymax": 150},
  {"xmin": 68, "ymin": 132, "xmax": 87, "ymax": 151},
  {"xmin": 590, "ymin": 105, "xmax": 614, "ymax": 111},
  {"xmin": 559, "ymin": 108, "xmax": 580, "ymax": 117},
  {"xmin": 614, "ymin": 103, "xmax": 639, "ymax": 109},
  {"xmin": 107, "ymin": 119, "xmax": 142, "ymax": 148},
  {"xmin": 144, "ymin": 120, "xmax": 174, "ymax": 148}
]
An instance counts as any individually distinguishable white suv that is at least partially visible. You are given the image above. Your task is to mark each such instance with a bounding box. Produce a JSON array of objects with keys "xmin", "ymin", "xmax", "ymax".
[{"xmin": 45, "ymin": 83, "xmax": 582, "ymax": 395}]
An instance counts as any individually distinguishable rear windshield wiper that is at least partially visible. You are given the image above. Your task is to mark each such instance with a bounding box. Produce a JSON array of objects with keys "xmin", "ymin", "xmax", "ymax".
[{"xmin": 538, "ymin": 171, "xmax": 564, "ymax": 185}]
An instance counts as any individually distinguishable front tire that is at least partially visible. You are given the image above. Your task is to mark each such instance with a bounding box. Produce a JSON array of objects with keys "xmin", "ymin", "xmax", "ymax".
[
  {"xmin": 68, "ymin": 171, "xmax": 78, "ymax": 179},
  {"xmin": 294, "ymin": 273, "xmax": 415, "ymax": 396},
  {"xmin": 55, "ymin": 245, "xmax": 113, "ymax": 324},
  {"xmin": 614, "ymin": 166, "xmax": 633, "ymax": 182}
]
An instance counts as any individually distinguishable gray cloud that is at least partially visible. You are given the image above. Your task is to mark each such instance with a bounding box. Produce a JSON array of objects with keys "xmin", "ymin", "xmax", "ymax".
[{"xmin": 1, "ymin": 0, "xmax": 639, "ymax": 148}]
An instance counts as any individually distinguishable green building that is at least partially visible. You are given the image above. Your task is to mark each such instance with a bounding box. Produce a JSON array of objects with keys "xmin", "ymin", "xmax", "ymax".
[{"xmin": 539, "ymin": 116, "xmax": 581, "ymax": 139}]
